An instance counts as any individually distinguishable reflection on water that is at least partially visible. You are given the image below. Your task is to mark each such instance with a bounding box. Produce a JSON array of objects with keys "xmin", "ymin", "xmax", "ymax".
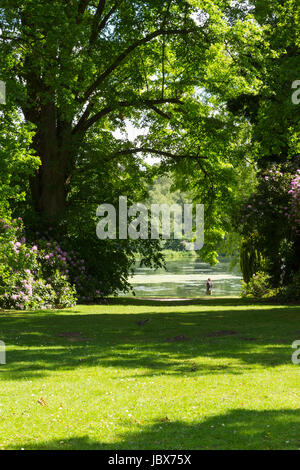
[{"xmin": 126, "ymin": 258, "xmax": 242, "ymax": 297}]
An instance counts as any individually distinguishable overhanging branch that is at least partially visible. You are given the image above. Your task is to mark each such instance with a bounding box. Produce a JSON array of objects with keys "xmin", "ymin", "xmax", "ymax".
[
  {"xmin": 89, "ymin": 0, "xmax": 107, "ymax": 44},
  {"xmin": 79, "ymin": 27, "xmax": 198, "ymax": 103},
  {"xmin": 106, "ymin": 147, "xmax": 208, "ymax": 161},
  {"xmin": 73, "ymin": 97, "xmax": 183, "ymax": 134},
  {"xmin": 91, "ymin": 0, "xmax": 124, "ymax": 43},
  {"xmin": 77, "ymin": 0, "xmax": 91, "ymax": 20},
  {"xmin": 147, "ymin": 104, "xmax": 172, "ymax": 119}
]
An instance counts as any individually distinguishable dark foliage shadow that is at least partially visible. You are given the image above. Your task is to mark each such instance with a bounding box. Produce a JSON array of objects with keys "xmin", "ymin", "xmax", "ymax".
[
  {"xmin": 106, "ymin": 297, "xmax": 282, "ymax": 307},
  {"xmin": 11, "ymin": 408, "xmax": 300, "ymax": 450},
  {"xmin": 0, "ymin": 299, "xmax": 299, "ymax": 380}
]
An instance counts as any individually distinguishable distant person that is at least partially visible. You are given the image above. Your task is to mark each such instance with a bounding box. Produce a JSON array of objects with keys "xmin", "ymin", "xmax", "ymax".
[{"xmin": 206, "ymin": 278, "xmax": 213, "ymax": 295}]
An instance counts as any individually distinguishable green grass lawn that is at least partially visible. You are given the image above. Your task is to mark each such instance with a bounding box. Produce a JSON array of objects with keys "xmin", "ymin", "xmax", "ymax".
[{"xmin": 0, "ymin": 297, "xmax": 300, "ymax": 450}]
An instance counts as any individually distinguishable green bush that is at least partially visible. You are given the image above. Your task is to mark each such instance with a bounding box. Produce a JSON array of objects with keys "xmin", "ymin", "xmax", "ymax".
[
  {"xmin": 242, "ymin": 269, "xmax": 300, "ymax": 302},
  {"xmin": 241, "ymin": 271, "xmax": 276, "ymax": 299}
]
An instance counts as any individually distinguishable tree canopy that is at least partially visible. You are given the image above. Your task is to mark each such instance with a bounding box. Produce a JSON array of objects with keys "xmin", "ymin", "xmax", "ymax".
[{"xmin": 0, "ymin": 0, "xmax": 299, "ymax": 301}]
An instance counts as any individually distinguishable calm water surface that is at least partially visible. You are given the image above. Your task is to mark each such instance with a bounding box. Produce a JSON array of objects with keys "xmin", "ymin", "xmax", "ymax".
[{"xmin": 125, "ymin": 258, "xmax": 242, "ymax": 297}]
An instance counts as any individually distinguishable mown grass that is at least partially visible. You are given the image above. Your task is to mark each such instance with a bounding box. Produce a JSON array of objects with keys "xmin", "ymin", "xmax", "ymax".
[{"xmin": 0, "ymin": 297, "xmax": 300, "ymax": 450}]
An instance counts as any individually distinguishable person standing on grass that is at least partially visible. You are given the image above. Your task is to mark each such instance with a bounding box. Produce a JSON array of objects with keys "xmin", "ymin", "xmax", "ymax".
[{"xmin": 206, "ymin": 278, "xmax": 213, "ymax": 295}]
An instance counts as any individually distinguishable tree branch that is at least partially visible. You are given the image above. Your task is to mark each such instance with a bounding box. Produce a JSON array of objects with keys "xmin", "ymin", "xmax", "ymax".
[
  {"xmin": 92, "ymin": 0, "xmax": 124, "ymax": 41},
  {"xmin": 73, "ymin": 97, "xmax": 183, "ymax": 134},
  {"xmin": 161, "ymin": 1, "xmax": 173, "ymax": 99},
  {"xmin": 77, "ymin": 0, "xmax": 91, "ymax": 21},
  {"xmin": 147, "ymin": 104, "xmax": 172, "ymax": 119},
  {"xmin": 106, "ymin": 147, "xmax": 208, "ymax": 161},
  {"xmin": 79, "ymin": 27, "xmax": 197, "ymax": 103},
  {"xmin": 89, "ymin": 0, "xmax": 107, "ymax": 45},
  {"xmin": 73, "ymin": 105, "xmax": 112, "ymax": 135}
]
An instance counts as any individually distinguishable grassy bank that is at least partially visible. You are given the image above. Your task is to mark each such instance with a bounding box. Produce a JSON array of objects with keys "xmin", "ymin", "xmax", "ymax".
[
  {"xmin": 161, "ymin": 250, "xmax": 198, "ymax": 259},
  {"xmin": 0, "ymin": 297, "xmax": 299, "ymax": 450},
  {"xmin": 135, "ymin": 249, "xmax": 198, "ymax": 261}
]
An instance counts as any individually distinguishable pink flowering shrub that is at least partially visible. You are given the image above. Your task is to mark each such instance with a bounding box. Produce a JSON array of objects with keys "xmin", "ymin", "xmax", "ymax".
[
  {"xmin": 34, "ymin": 236, "xmax": 105, "ymax": 303},
  {"xmin": 289, "ymin": 171, "xmax": 300, "ymax": 232},
  {"xmin": 238, "ymin": 166, "xmax": 298, "ymax": 232},
  {"xmin": 0, "ymin": 217, "xmax": 77, "ymax": 310},
  {"xmin": 235, "ymin": 162, "xmax": 300, "ymax": 298}
]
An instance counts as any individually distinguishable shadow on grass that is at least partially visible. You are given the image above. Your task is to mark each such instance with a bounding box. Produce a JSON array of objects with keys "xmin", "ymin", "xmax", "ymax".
[
  {"xmin": 106, "ymin": 297, "xmax": 283, "ymax": 307},
  {"xmin": 12, "ymin": 408, "xmax": 300, "ymax": 450},
  {"xmin": 0, "ymin": 298, "xmax": 299, "ymax": 380}
]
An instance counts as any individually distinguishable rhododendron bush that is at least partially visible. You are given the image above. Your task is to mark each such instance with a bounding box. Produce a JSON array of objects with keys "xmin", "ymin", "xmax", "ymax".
[
  {"xmin": 289, "ymin": 173, "xmax": 300, "ymax": 227},
  {"xmin": 236, "ymin": 163, "xmax": 300, "ymax": 298},
  {"xmin": 0, "ymin": 218, "xmax": 78, "ymax": 310}
]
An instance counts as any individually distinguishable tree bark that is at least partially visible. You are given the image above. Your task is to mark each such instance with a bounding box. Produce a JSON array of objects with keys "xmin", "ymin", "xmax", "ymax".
[{"xmin": 25, "ymin": 102, "xmax": 73, "ymax": 223}]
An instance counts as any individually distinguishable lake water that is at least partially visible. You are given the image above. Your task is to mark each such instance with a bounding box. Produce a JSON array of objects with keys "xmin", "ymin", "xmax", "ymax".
[{"xmin": 126, "ymin": 257, "xmax": 242, "ymax": 298}]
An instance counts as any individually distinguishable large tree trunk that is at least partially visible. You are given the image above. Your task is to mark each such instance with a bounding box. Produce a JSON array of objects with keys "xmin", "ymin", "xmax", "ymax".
[
  {"xmin": 26, "ymin": 102, "xmax": 73, "ymax": 223},
  {"xmin": 30, "ymin": 155, "xmax": 68, "ymax": 221}
]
